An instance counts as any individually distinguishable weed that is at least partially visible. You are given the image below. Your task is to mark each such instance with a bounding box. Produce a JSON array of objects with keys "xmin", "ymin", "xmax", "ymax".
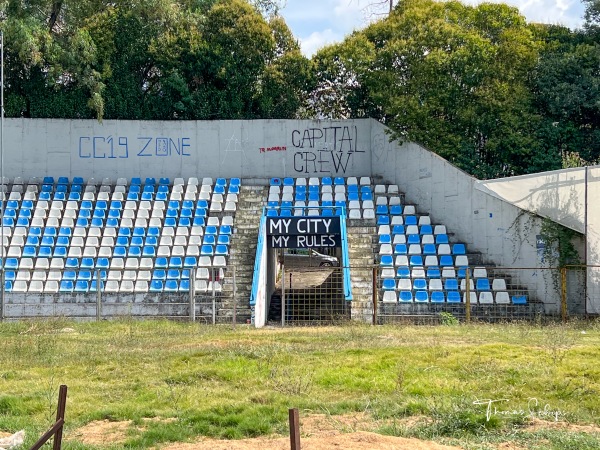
[{"xmin": 439, "ymin": 312, "xmax": 459, "ymax": 326}]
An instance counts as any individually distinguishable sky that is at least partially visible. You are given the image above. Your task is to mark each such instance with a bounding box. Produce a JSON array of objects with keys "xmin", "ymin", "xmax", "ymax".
[{"xmin": 280, "ymin": 0, "xmax": 587, "ymax": 57}]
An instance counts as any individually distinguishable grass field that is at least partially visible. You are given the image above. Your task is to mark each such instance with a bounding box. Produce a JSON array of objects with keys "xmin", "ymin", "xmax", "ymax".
[{"xmin": 0, "ymin": 318, "xmax": 599, "ymax": 449}]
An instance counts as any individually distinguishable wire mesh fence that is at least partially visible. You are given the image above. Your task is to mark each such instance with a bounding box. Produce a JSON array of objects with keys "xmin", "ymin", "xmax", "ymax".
[{"xmin": 0, "ymin": 263, "xmax": 594, "ymax": 324}]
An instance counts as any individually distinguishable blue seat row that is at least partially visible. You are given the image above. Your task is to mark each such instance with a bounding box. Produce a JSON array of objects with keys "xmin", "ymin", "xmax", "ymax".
[{"xmin": 270, "ymin": 177, "xmax": 351, "ymax": 186}]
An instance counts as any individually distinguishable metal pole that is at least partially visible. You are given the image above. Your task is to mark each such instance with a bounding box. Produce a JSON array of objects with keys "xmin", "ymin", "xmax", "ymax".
[
  {"xmin": 232, "ymin": 265, "xmax": 236, "ymax": 329},
  {"xmin": 211, "ymin": 268, "xmax": 216, "ymax": 325},
  {"xmin": 288, "ymin": 408, "xmax": 301, "ymax": 450},
  {"xmin": 584, "ymin": 167, "xmax": 588, "ymax": 315},
  {"xmin": 281, "ymin": 252, "xmax": 286, "ymax": 327},
  {"xmin": 0, "ymin": 269, "xmax": 4, "ymax": 322},
  {"xmin": 372, "ymin": 267, "xmax": 377, "ymax": 325},
  {"xmin": 561, "ymin": 267, "xmax": 567, "ymax": 322},
  {"xmin": 96, "ymin": 269, "xmax": 101, "ymax": 322},
  {"xmin": 465, "ymin": 266, "xmax": 471, "ymax": 323},
  {"xmin": 189, "ymin": 269, "xmax": 196, "ymax": 323}
]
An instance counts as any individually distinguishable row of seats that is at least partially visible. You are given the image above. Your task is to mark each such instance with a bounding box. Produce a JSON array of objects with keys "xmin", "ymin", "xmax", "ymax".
[
  {"xmin": 5, "ymin": 278, "xmax": 223, "ymax": 293},
  {"xmin": 382, "ymin": 290, "xmax": 527, "ymax": 304},
  {"xmin": 383, "ymin": 278, "xmax": 508, "ymax": 291},
  {"xmin": 270, "ymin": 177, "xmax": 372, "ymax": 186}
]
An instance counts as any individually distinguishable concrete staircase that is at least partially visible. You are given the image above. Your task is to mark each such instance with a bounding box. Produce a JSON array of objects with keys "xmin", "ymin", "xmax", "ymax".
[
  {"xmin": 347, "ymin": 225, "xmax": 377, "ymax": 321},
  {"xmin": 220, "ymin": 185, "xmax": 268, "ymax": 322}
]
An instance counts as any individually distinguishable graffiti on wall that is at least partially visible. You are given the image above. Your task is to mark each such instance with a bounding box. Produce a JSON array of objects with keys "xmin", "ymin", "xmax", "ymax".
[
  {"xmin": 291, "ymin": 125, "xmax": 364, "ymax": 174},
  {"xmin": 78, "ymin": 136, "xmax": 192, "ymax": 159}
]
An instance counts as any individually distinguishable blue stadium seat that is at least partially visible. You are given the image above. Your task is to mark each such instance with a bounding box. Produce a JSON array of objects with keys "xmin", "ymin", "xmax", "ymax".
[
  {"xmin": 127, "ymin": 192, "xmax": 139, "ymax": 201},
  {"xmin": 73, "ymin": 176, "xmax": 84, "ymax": 185},
  {"xmin": 108, "ymin": 209, "xmax": 120, "ymax": 219},
  {"xmin": 29, "ymin": 227, "xmax": 43, "ymax": 237},
  {"xmin": 58, "ymin": 176, "xmax": 69, "ymax": 185},
  {"xmin": 128, "ymin": 247, "xmax": 141, "ymax": 257},
  {"xmin": 145, "ymin": 236, "xmax": 157, "ymax": 246},
  {"xmin": 63, "ymin": 271, "xmax": 77, "ymax": 281},
  {"xmin": 93, "ymin": 209, "xmax": 106, "ymax": 219},
  {"xmin": 333, "ymin": 177, "xmax": 344, "ymax": 185},
  {"xmin": 266, "ymin": 209, "xmax": 277, "ymax": 217},
  {"xmin": 143, "ymin": 185, "xmax": 155, "ymax": 194},
  {"xmin": 78, "ymin": 270, "xmax": 92, "ymax": 281},
  {"xmin": 118, "ymin": 227, "xmax": 131, "ymax": 237},
  {"xmin": 147, "ymin": 227, "xmax": 159, "ymax": 237},
  {"xmin": 445, "ymin": 279, "xmax": 459, "ymax": 290},
  {"xmin": 435, "ymin": 234, "xmax": 449, "ymax": 244},
  {"xmin": 377, "ymin": 215, "xmax": 390, "ymax": 225},
  {"xmin": 423, "ymin": 244, "xmax": 436, "ymax": 255},
  {"xmin": 183, "ymin": 256, "xmax": 197, "ymax": 267},
  {"xmin": 169, "ymin": 257, "xmax": 183, "ymax": 268},
  {"xmin": 512, "ymin": 295, "xmax": 527, "ymax": 305},
  {"xmin": 453, "ymin": 244, "xmax": 466, "ymax": 255},
  {"xmin": 409, "ymin": 255, "xmax": 423, "ymax": 266},
  {"xmin": 396, "ymin": 267, "xmax": 410, "ymax": 278},
  {"xmin": 150, "ymin": 280, "xmax": 164, "ymax": 292},
  {"xmin": 407, "ymin": 234, "xmax": 420, "ymax": 245},
  {"xmin": 39, "ymin": 192, "xmax": 51, "ymax": 201},
  {"xmin": 43, "ymin": 176, "xmax": 55, "ymax": 184},
  {"xmin": 270, "ymin": 177, "xmax": 282, "ymax": 186},
  {"xmin": 382, "ymin": 279, "xmax": 396, "ymax": 290},
  {"xmin": 97, "ymin": 258, "xmax": 110, "ymax": 269},
  {"xmin": 415, "ymin": 291, "xmax": 429, "ymax": 302},
  {"xmin": 164, "ymin": 218, "xmax": 176, "ymax": 227},
  {"xmin": 21, "ymin": 200, "xmax": 34, "ymax": 210},
  {"xmin": 200, "ymin": 245, "xmax": 214, "ymax": 256},
  {"xmin": 38, "ymin": 246, "xmax": 52, "ymax": 258},
  {"xmin": 141, "ymin": 192, "xmax": 153, "ymax": 201},
  {"xmin": 142, "ymin": 246, "xmax": 156, "ymax": 257},
  {"xmin": 380, "ymin": 255, "xmax": 393, "ymax": 266},
  {"xmin": 4, "ymin": 271, "xmax": 16, "ymax": 281},
  {"xmin": 153, "ymin": 270, "xmax": 166, "ymax": 280},
  {"xmin": 91, "ymin": 218, "xmax": 103, "ymax": 227},
  {"xmin": 215, "ymin": 245, "xmax": 228, "ymax": 256},
  {"xmin": 130, "ymin": 236, "xmax": 143, "ymax": 247},
  {"xmin": 194, "ymin": 207, "xmax": 207, "ymax": 218},
  {"xmin": 447, "ymin": 291, "xmax": 461, "ymax": 303},
  {"xmin": 376, "ymin": 205, "xmax": 389, "ymax": 215},
  {"xmin": 16, "ymin": 218, "xmax": 30, "ymax": 227},
  {"xmin": 26, "ymin": 236, "xmax": 40, "ymax": 246},
  {"xmin": 74, "ymin": 280, "xmax": 89, "ymax": 293},
  {"xmin": 427, "ymin": 267, "xmax": 441, "ymax": 278},
  {"xmin": 71, "ymin": 185, "xmax": 82, "ymax": 193},
  {"xmin": 217, "ymin": 235, "xmax": 230, "ymax": 245},
  {"xmin": 214, "ymin": 185, "xmax": 225, "ymax": 195},
  {"xmin": 439, "ymin": 255, "xmax": 454, "ymax": 266},
  {"xmin": 457, "ymin": 267, "xmax": 471, "ymax": 278},
  {"xmin": 90, "ymin": 280, "xmax": 104, "ymax": 291},
  {"xmin": 164, "ymin": 280, "xmax": 178, "ymax": 292},
  {"xmin": 41, "ymin": 236, "xmax": 55, "ymax": 246},
  {"xmin": 155, "ymin": 257, "xmax": 168, "ymax": 269},
  {"xmin": 68, "ymin": 192, "xmax": 81, "ymax": 201},
  {"xmin": 394, "ymin": 244, "xmax": 407, "ymax": 255},
  {"xmin": 413, "ymin": 279, "xmax": 427, "ymax": 290},
  {"xmin": 116, "ymin": 236, "xmax": 129, "ymax": 247},
  {"xmin": 131, "ymin": 177, "xmax": 142, "ymax": 186},
  {"xmin": 114, "ymin": 247, "xmax": 127, "ymax": 258},
  {"xmin": 159, "ymin": 177, "xmax": 170, "ymax": 186},
  {"xmin": 58, "ymin": 227, "xmax": 71, "ymax": 237},
  {"xmin": 390, "ymin": 205, "xmax": 402, "ymax": 215},
  {"xmin": 280, "ymin": 209, "xmax": 292, "ymax": 217},
  {"xmin": 167, "ymin": 269, "xmax": 181, "ymax": 280},
  {"xmin": 178, "ymin": 218, "xmax": 191, "ymax": 227},
  {"xmin": 21, "ymin": 245, "xmax": 37, "ymax": 258},
  {"xmin": 3, "ymin": 281, "xmax": 12, "ymax": 292},
  {"xmin": 379, "ymin": 234, "xmax": 391, "ymax": 244},
  {"xmin": 5, "ymin": 258, "xmax": 19, "ymax": 270},
  {"xmin": 1, "ymin": 218, "xmax": 14, "ymax": 227},
  {"xmin": 18, "ymin": 209, "xmax": 32, "ymax": 219},
  {"xmin": 431, "ymin": 291, "xmax": 445, "ymax": 303},
  {"xmin": 476, "ymin": 279, "xmax": 491, "ymax": 291},
  {"xmin": 392, "ymin": 225, "xmax": 405, "ymax": 235},
  {"xmin": 66, "ymin": 258, "xmax": 79, "ymax": 268},
  {"xmin": 81, "ymin": 258, "xmax": 95, "ymax": 269},
  {"xmin": 133, "ymin": 227, "xmax": 146, "ymax": 237},
  {"xmin": 56, "ymin": 236, "xmax": 70, "ymax": 247},
  {"xmin": 405, "ymin": 216, "xmax": 417, "ymax": 226},
  {"xmin": 44, "ymin": 227, "xmax": 57, "ymax": 237},
  {"xmin": 283, "ymin": 177, "xmax": 294, "ymax": 186},
  {"xmin": 399, "ymin": 291, "xmax": 413, "ymax": 302},
  {"xmin": 54, "ymin": 247, "xmax": 67, "ymax": 258},
  {"xmin": 420, "ymin": 225, "xmax": 433, "ymax": 234}
]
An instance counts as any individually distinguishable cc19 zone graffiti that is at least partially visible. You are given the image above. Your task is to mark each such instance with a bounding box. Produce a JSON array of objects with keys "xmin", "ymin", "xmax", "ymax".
[{"xmin": 79, "ymin": 136, "xmax": 192, "ymax": 159}]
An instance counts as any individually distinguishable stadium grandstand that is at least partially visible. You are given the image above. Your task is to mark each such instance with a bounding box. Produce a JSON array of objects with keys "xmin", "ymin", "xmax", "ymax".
[{"xmin": 0, "ymin": 118, "xmax": 596, "ymax": 324}]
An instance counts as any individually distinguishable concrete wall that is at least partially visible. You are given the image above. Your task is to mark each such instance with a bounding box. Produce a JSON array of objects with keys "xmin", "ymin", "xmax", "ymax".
[
  {"xmin": 2, "ymin": 118, "xmax": 569, "ymax": 313},
  {"xmin": 3, "ymin": 118, "xmax": 372, "ymax": 180},
  {"xmin": 369, "ymin": 121, "xmax": 562, "ymax": 312}
]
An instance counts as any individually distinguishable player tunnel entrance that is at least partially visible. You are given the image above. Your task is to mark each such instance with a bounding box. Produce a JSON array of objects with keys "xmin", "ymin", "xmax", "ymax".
[{"xmin": 265, "ymin": 216, "xmax": 348, "ymax": 324}]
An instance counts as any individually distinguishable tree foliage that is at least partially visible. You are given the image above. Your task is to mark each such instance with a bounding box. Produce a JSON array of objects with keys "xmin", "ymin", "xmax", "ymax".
[{"xmin": 0, "ymin": 0, "xmax": 310, "ymax": 120}]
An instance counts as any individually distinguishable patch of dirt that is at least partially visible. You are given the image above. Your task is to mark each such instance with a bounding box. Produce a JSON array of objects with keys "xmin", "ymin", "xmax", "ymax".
[
  {"xmin": 495, "ymin": 443, "xmax": 528, "ymax": 450},
  {"xmin": 69, "ymin": 418, "xmax": 176, "ymax": 445},
  {"xmin": 524, "ymin": 417, "xmax": 600, "ymax": 433},
  {"xmin": 69, "ymin": 420, "xmax": 133, "ymax": 445},
  {"xmin": 161, "ymin": 432, "xmax": 463, "ymax": 450}
]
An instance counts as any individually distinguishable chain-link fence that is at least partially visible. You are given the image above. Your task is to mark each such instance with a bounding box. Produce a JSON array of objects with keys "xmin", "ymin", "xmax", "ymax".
[{"xmin": 0, "ymin": 265, "xmax": 243, "ymax": 324}]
